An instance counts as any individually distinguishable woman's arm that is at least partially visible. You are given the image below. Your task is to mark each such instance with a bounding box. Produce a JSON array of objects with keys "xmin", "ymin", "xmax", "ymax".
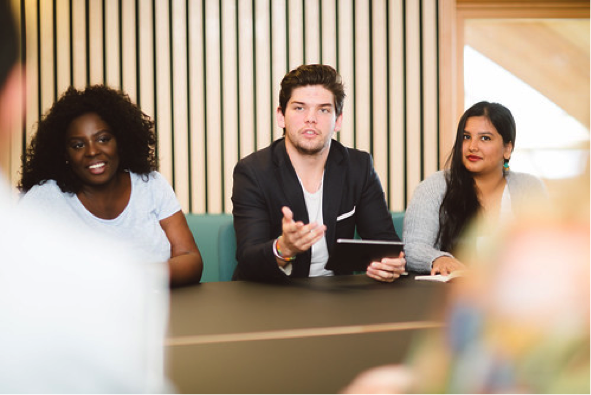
[
  {"xmin": 403, "ymin": 172, "xmax": 455, "ymax": 273},
  {"xmin": 160, "ymin": 211, "xmax": 203, "ymax": 287}
]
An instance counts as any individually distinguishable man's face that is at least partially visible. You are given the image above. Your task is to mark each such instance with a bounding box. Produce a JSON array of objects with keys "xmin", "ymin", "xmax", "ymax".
[{"xmin": 277, "ymin": 85, "xmax": 343, "ymax": 157}]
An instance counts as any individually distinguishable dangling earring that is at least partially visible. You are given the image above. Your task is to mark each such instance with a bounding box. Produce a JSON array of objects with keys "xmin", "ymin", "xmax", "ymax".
[
  {"xmin": 65, "ymin": 160, "xmax": 69, "ymax": 165},
  {"xmin": 503, "ymin": 158, "xmax": 510, "ymax": 172}
]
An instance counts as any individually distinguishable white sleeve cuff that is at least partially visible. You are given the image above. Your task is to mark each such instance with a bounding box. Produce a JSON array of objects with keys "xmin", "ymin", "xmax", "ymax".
[{"xmin": 278, "ymin": 263, "xmax": 293, "ymax": 275}]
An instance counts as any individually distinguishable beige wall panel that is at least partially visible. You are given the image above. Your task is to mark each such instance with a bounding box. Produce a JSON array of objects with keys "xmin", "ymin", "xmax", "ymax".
[
  {"xmin": 188, "ymin": 0, "xmax": 206, "ymax": 212},
  {"xmin": 55, "ymin": 0, "xmax": 70, "ymax": 96},
  {"xmin": 388, "ymin": 0, "xmax": 405, "ymax": 211},
  {"xmin": 422, "ymin": 0, "xmax": 440, "ymax": 178},
  {"xmin": 172, "ymin": 0, "xmax": 190, "ymax": 211},
  {"xmin": 7, "ymin": 0, "xmax": 23, "ymax": 188},
  {"xmin": 337, "ymin": 0, "xmax": 354, "ymax": 148},
  {"xmin": 105, "ymin": 0, "xmax": 120, "ymax": 88},
  {"xmin": 88, "ymin": 0, "xmax": 103, "ymax": 85},
  {"xmin": 354, "ymin": 1, "xmax": 370, "ymax": 152},
  {"xmin": 205, "ymin": 0, "xmax": 222, "ymax": 213},
  {"xmin": 254, "ymin": 0, "xmax": 272, "ymax": 151},
  {"xmin": 371, "ymin": 0, "xmax": 389, "ymax": 205},
  {"xmin": 121, "ymin": 0, "xmax": 137, "ymax": 103},
  {"xmin": 154, "ymin": 1, "xmax": 173, "ymax": 184},
  {"xmin": 71, "ymin": 0, "xmax": 86, "ymax": 89},
  {"xmin": 321, "ymin": 0, "xmax": 337, "ymax": 67},
  {"xmin": 271, "ymin": 0, "xmax": 287, "ymax": 140},
  {"xmin": 39, "ymin": 0, "xmax": 54, "ymax": 115},
  {"xmin": 13, "ymin": 0, "xmax": 451, "ymax": 212},
  {"xmin": 438, "ymin": 0, "xmax": 457, "ymax": 167},
  {"xmin": 24, "ymin": 0, "xmax": 38, "ymax": 147},
  {"xmin": 138, "ymin": 2, "xmax": 155, "ymax": 126},
  {"xmin": 304, "ymin": 0, "xmax": 320, "ymax": 64},
  {"xmin": 405, "ymin": 0, "xmax": 422, "ymax": 204},
  {"xmin": 237, "ymin": 0, "xmax": 255, "ymax": 158},
  {"xmin": 221, "ymin": 0, "xmax": 239, "ymax": 212},
  {"xmin": 288, "ymin": 0, "xmax": 304, "ymax": 69}
]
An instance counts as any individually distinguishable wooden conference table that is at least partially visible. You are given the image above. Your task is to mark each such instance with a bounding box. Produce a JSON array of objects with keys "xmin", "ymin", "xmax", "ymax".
[{"xmin": 165, "ymin": 274, "xmax": 450, "ymax": 394}]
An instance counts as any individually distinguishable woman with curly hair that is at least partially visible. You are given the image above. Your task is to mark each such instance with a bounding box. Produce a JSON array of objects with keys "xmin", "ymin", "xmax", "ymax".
[
  {"xmin": 19, "ymin": 85, "xmax": 203, "ymax": 287},
  {"xmin": 403, "ymin": 101, "xmax": 548, "ymax": 276}
]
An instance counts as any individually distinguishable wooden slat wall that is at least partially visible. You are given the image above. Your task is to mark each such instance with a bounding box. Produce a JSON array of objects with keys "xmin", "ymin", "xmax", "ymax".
[{"xmin": 10, "ymin": 0, "xmax": 441, "ymax": 213}]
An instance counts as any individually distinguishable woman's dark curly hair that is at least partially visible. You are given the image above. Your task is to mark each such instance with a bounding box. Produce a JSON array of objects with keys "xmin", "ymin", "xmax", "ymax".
[{"xmin": 19, "ymin": 85, "xmax": 158, "ymax": 193}]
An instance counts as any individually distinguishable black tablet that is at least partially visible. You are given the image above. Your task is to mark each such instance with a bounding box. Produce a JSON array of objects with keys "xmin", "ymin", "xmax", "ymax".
[{"xmin": 324, "ymin": 239, "xmax": 404, "ymax": 272}]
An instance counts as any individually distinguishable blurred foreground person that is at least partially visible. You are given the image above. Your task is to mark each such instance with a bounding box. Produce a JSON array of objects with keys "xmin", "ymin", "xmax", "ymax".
[
  {"xmin": 343, "ymin": 173, "xmax": 590, "ymax": 393},
  {"xmin": 0, "ymin": 0, "xmax": 170, "ymax": 392}
]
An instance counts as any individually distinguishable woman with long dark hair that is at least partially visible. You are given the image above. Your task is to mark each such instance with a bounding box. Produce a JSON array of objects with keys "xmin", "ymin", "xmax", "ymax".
[{"xmin": 403, "ymin": 101, "xmax": 547, "ymax": 275}]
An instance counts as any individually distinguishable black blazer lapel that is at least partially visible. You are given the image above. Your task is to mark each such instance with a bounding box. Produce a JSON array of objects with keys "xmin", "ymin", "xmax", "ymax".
[
  {"xmin": 322, "ymin": 142, "xmax": 347, "ymax": 249},
  {"xmin": 272, "ymin": 139, "xmax": 309, "ymax": 223}
]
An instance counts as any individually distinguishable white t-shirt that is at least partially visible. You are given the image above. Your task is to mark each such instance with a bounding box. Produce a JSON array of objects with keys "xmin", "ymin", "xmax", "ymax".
[
  {"xmin": 303, "ymin": 185, "xmax": 333, "ymax": 277},
  {"xmin": 0, "ymin": 174, "xmax": 170, "ymax": 393},
  {"xmin": 281, "ymin": 173, "xmax": 333, "ymax": 277},
  {"xmin": 19, "ymin": 171, "xmax": 181, "ymax": 264}
]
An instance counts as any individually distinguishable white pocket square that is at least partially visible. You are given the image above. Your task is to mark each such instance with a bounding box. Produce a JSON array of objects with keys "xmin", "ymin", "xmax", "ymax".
[{"xmin": 336, "ymin": 206, "xmax": 356, "ymax": 222}]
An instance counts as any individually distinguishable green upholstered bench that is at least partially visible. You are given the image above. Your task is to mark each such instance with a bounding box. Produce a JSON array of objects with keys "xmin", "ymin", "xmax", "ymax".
[
  {"xmin": 185, "ymin": 213, "xmax": 233, "ymax": 283},
  {"xmin": 186, "ymin": 211, "xmax": 404, "ymax": 282}
]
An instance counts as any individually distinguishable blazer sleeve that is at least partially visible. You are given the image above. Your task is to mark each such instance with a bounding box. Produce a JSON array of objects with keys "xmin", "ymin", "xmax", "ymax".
[{"xmin": 231, "ymin": 159, "xmax": 288, "ymax": 282}]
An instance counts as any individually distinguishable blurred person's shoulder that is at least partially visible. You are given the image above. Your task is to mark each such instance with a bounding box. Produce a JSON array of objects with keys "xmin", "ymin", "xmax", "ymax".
[{"xmin": 0, "ymin": 180, "xmax": 170, "ymax": 393}]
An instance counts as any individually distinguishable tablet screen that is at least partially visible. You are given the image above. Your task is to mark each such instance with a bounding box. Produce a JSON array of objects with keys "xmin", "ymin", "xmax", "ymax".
[{"xmin": 324, "ymin": 239, "xmax": 404, "ymax": 272}]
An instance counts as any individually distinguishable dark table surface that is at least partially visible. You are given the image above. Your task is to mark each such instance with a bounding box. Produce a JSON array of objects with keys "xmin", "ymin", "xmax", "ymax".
[{"xmin": 165, "ymin": 274, "xmax": 451, "ymax": 394}]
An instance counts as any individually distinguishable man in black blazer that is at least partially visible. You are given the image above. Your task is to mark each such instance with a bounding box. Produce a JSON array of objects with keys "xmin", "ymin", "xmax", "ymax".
[{"xmin": 231, "ymin": 64, "xmax": 406, "ymax": 282}]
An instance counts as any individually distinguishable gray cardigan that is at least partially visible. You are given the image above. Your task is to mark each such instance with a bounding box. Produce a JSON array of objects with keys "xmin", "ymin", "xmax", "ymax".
[{"xmin": 403, "ymin": 170, "xmax": 548, "ymax": 273}]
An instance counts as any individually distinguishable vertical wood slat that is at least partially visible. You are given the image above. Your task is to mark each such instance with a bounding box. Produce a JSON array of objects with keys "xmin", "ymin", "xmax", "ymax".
[
  {"xmin": 288, "ymin": 0, "xmax": 304, "ymax": 69},
  {"xmin": 171, "ymin": 0, "xmax": 190, "ymax": 210},
  {"xmin": 422, "ymin": 0, "xmax": 440, "ymax": 177},
  {"xmin": 71, "ymin": 0, "xmax": 86, "ymax": 89},
  {"xmin": 270, "ymin": 1, "xmax": 287, "ymax": 139},
  {"xmin": 204, "ymin": 0, "xmax": 221, "ymax": 212},
  {"xmin": 188, "ymin": 0, "xmax": 206, "ymax": 212},
  {"xmin": 121, "ymin": 0, "xmax": 136, "ymax": 102},
  {"xmin": 23, "ymin": 0, "xmax": 38, "ymax": 150},
  {"xmin": 154, "ymin": 1, "xmax": 173, "ymax": 185},
  {"xmin": 372, "ymin": 0, "xmax": 389, "ymax": 204},
  {"xmin": 39, "ymin": 0, "xmax": 54, "ymax": 114},
  {"xmin": 320, "ymin": 0, "xmax": 337, "ymax": 67},
  {"xmin": 237, "ymin": 0, "xmax": 255, "ymax": 157},
  {"xmin": 55, "ymin": 0, "xmax": 70, "ymax": 95},
  {"xmin": 6, "ymin": 0, "xmax": 24, "ymax": 190},
  {"xmin": 13, "ymin": 0, "xmax": 443, "ymax": 214},
  {"xmin": 304, "ymin": 0, "xmax": 320, "ymax": 64},
  {"xmin": 354, "ymin": 1, "xmax": 371, "ymax": 153},
  {"xmin": 87, "ymin": 0, "xmax": 103, "ymax": 85},
  {"xmin": 388, "ymin": 0, "xmax": 406, "ymax": 212},
  {"xmin": 404, "ymin": 0, "xmax": 422, "ymax": 206},
  {"xmin": 337, "ymin": 0, "xmax": 355, "ymax": 149},
  {"xmin": 254, "ymin": 0, "xmax": 271, "ymax": 151},
  {"xmin": 104, "ymin": 0, "xmax": 120, "ymax": 88},
  {"xmin": 221, "ymin": 0, "xmax": 238, "ymax": 212}
]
